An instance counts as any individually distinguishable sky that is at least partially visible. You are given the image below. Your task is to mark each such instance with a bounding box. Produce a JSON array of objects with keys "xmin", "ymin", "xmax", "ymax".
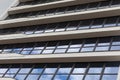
[{"xmin": 0, "ymin": 0, "xmax": 14, "ymax": 16}]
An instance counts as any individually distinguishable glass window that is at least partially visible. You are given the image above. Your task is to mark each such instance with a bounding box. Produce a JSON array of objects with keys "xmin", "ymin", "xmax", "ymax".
[
  {"xmin": 54, "ymin": 75, "xmax": 68, "ymax": 80},
  {"xmin": 110, "ymin": 46, "xmax": 120, "ymax": 51},
  {"xmin": 26, "ymin": 75, "xmax": 39, "ymax": 80},
  {"xmin": 69, "ymin": 75, "xmax": 84, "ymax": 80},
  {"xmin": 7, "ymin": 68, "xmax": 19, "ymax": 74},
  {"xmin": 15, "ymin": 74, "xmax": 27, "ymax": 80},
  {"xmin": 104, "ymin": 67, "xmax": 119, "ymax": 73},
  {"xmin": 81, "ymin": 47, "xmax": 94, "ymax": 52},
  {"xmin": 95, "ymin": 46, "xmax": 109, "ymax": 51},
  {"xmin": 42, "ymin": 49, "xmax": 54, "ymax": 54},
  {"xmin": 78, "ymin": 20, "xmax": 92, "ymax": 30},
  {"xmin": 21, "ymin": 51, "xmax": 31, "ymax": 54},
  {"xmin": 88, "ymin": 67, "xmax": 102, "ymax": 73},
  {"xmin": 43, "ymin": 68, "xmax": 57, "ymax": 74},
  {"xmin": 102, "ymin": 75, "xmax": 117, "ymax": 80},
  {"xmin": 91, "ymin": 19, "xmax": 104, "ymax": 28},
  {"xmin": 39, "ymin": 75, "xmax": 53, "ymax": 80},
  {"xmin": 57, "ymin": 68, "xmax": 72, "ymax": 74},
  {"xmin": 18, "ymin": 68, "xmax": 31, "ymax": 73},
  {"xmin": 0, "ymin": 68, "xmax": 8, "ymax": 73},
  {"xmin": 31, "ymin": 50, "xmax": 42, "ymax": 54},
  {"xmin": 31, "ymin": 68, "xmax": 43, "ymax": 74},
  {"xmin": 67, "ymin": 48, "xmax": 80, "ymax": 53},
  {"xmin": 104, "ymin": 17, "xmax": 117, "ymax": 27},
  {"xmin": 72, "ymin": 68, "xmax": 86, "ymax": 73},
  {"xmin": 85, "ymin": 75, "xmax": 100, "ymax": 80},
  {"xmin": 54, "ymin": 49, "xmax": 67, "ymax": 53}
]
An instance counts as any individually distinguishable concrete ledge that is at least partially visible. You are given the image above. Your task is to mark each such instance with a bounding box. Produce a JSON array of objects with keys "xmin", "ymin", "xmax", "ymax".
[
  {"xmin": 9, "ymin": 0, "xmax": 104, "ymax": 14},
  {"xmin": 0, "ymin": 53, "xmax": 23, "ymax": 58},
  {"xmin": 0, "ymin": 78, "xmax": 15, "ymax": 80},
  {"xmin": 0, "ymin": 27, "xmax": 119, "ymax": 44},
  {"xmin": 0, "ymin": 51, "xmax": 120, "ymax": 64},
  {"xmin": 0, "ymin": 6, "xmax": 120, "ymax": 29}
]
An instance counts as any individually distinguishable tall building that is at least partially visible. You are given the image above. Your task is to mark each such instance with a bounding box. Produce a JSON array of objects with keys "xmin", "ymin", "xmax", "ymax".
[{"xmin": 0, "ymin": 0, "xmax": 120, "ymax": 80}]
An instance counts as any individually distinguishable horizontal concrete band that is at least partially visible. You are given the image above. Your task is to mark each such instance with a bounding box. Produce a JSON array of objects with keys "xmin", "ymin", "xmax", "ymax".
[
  {"xmin": 0, "ymin": 27, "xmax": 119, "ymax": 44},
  {"xmin": 9, "ymin": 0, "xmax": 104, "ymax": 14},
  {"xmin": 0, "ymin": 6, "xmax": 120, "ymax": 29},
  {"xmin": 0, "ymin": 78, "xmax": 15, "ymax": 80},
  {"xmin": 0, "ymin": 51, "xmax": 120, "ymax": 64}
]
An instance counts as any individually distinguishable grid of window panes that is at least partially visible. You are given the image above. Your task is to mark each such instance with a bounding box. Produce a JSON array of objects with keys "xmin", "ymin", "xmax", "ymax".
[
  {"xmin": 18, "ymin": 0, "xmax": 60, "ymax": 6},
  {"xmin": 1, "ymin": 36, "xmax": 120, "ymax": 54},
  {"xmin": 6, "ymin": 0, "xmax": 120, "ymax": 20},
  {"xmin": 1, "ymin": 16, "xmax": 120, "ymax": 35},
  {"xmin": 0, "ymin": 62, "xmax": 119, "ymax": 80}
]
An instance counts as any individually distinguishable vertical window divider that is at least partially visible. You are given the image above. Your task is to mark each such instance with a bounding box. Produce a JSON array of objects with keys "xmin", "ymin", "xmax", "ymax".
[
  {"xmin": 76, "ymin": 21, "xmax": 82, "ymax": 30},
  {"xmin": 67, "ymin": 64, "xmax": 75, "ymax": 80},
  {"xmin": 82, "ymin": 63, "xmax": 90, "ymax": 80},
  {"xmin": 93, "ymin": 38, "xmax": 99, "ymax": 52},
  {"xmin": 79, "ymin": 40, "xmax": 85, "ymax": 53},
  {"xmin": 117, "ymin": 65, "xmax": 120, "ymax": 80},
  {"xmin": 99, "ymin": 63, "xmax": 106, "ymax": 80},
  {"xmin": 65, "ymin": 41, "xmax": 72, "ymax": 53},
  {"xmin": 24, "ymin": 65, "xmax": 34, "ymax": 80},
  {"xmin": 51, "ymin": 65, "xmax": 60, "ymax": 80},
  {"xmin": 116, "ymin": 17, "xmax": 120, "ymax": 26},
  {"xmin": 108, "ymin": 37, "xmax": 113, "ymax": 51},
  {"xmin": 2, "ymin": 65, "xmax": 12, "ymax": 77},
  {"xmin": 13, "ymin": 64, "xmax": 22, "ymax": 78},
  {"xmin": 37, "ymin": 64, "xmax": 47, "ymax": 80},
  {"xmin": 41, "ymin": 42, "xmax": 49, "ymax": 54},
  {"xmin": 52, "ymin": 42, "xmax": 59, "ymax": 54}
]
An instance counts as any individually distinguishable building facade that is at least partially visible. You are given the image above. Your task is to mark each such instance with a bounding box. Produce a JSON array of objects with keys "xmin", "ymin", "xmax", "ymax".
[{"xmin": 0, "ymin": 0, "xmax": 120, "ymax": 80}]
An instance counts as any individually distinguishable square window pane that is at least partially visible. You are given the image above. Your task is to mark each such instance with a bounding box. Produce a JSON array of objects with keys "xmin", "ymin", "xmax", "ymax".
[
  {"xmin": 104, "ymin": 67, "xmax": 119, "ymax": 73},
  {"xmin": 4, "ymin": 74, "xmax": 15, "ymax": 78},
  {"xmin": 26, "ymin": 75, "xmax": 39, "ymax": 80},
  {"xmin": 7, "ymin": 68, "xmax": 19, "ymax": 73},
  {"xmin": 112, "ymin": 42, "xmax": 120, "ymax": 45},
  {"xmin": 70, "ymin": 44, "xmax": 82, "ymax": 48},
  {"xmin": 85, "ymin": 75, "xmax": 100, "ymax": 80},
  {"xmin": 57, "ymin": 68, "xmax": 72, "ymax": 74},
  {"xmin": 31, "ymin": 68, "xmax": 43, "ymax": 74},
  {"xmin": 42, "ymin": 49, "xmax": 54, "ymax": 54},
  {"xmin": 95, "ymin": 46, "xmax": 109, "ymax": 51},
  {"xmin": 0, "ymin": 68, "xmax": 8, "ymax": 73},
  {"xmin": 19, "ymin": 68, "xmax": 31, "ymax": 73},
  {"xmin": 111, "ymin": 46, "xmax": 120, "ymax": 51},
  {"xmin": 102, "ymin": 75, "xmax": 117, "ymax": 80},
  {"xmin": 43, "ymin": 68, "xmax": 57, "ymax": 74},
  {"xmin": 54, "ymin": 75, "xmax": 68, "ymax": 80},
  {"xmin": 21, "ymin": 51, "xmax": 31, "ymax": 54},
  {"xmin": 39, "ymin": 75, "xmax": 53, "ymax": 80},
  {"xmin": 81, "ymin": 47, "xmax": 94, "ymax": 52},
  {"xmin": 31, "ymin": 50, "xmax": 42, "ymax": 54},
  {"xmin": 15, "ymin": 75, "xmax": 27, "ymax": 80},
  {"xmin": 88, "ymin": 67, "xmax": 102, "ymax": 73},
  {"xmin": 55, "ymin": 28, "xmax": 65, "ymax": 32},
  {"xmin": 73, "ymin": 68, "xmax": 86, "ymax": 73},
  {"xmin": 69, "ymin": 75, "xmax": 84, "ymax": 80},
  {"xmin": 67, "ymin": 48, "xmax": 80, "ymax": 53},
  {"xmin": 54, "ymin": 49, "xmax": 67, "ymax": 53}
]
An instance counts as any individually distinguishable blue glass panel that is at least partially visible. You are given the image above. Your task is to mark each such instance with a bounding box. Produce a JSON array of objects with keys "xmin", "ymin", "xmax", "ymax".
[
  {"xmin": 54, "ymin": 75, "xmax": 68, "ymax": 80},
  {"xmin": 39, "ymin": 75, "xmax": 53, "ymax": 80},
  {"xmin": 85, "ymin": 75, "xmax": 100, "ymax": 80},
  {"xmin": 69, "ymin": 75, "xmax": 84, "ymax": 80},
  {"xmin": 102, "ymin": 75, "xmax": 117, "ymax": 80}
]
